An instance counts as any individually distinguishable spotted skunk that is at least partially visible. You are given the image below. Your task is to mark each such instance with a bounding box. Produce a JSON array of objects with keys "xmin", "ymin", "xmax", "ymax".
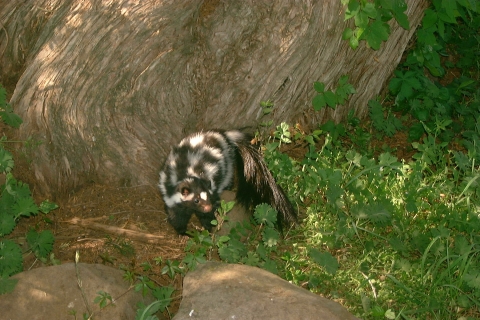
[{"xmin": 158, "ymin": 130, "xmax": 297, "ymax": 235}]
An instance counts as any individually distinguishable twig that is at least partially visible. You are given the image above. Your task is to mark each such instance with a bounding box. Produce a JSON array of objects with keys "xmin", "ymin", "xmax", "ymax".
[
  {"xmin": 360, "ymin": 271, "xmax": 377, "ymax": 299},
  {"xmin": 65, "ymin": 217, "xmax": 165, "ymax": 243}
]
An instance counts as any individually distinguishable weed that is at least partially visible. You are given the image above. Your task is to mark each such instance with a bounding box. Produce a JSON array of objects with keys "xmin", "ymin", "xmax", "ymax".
[
  {"xmin": 342, "ymin": 0, "xmax": 410, "ymax": 50},
  {"xmin": 0, "ymin": 84, "xmax": 58, "ymax": 295}
]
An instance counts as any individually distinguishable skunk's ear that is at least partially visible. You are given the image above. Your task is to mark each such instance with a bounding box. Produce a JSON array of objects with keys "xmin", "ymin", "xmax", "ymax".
[
  {"xmin": 176, "ymin": 180, "xmax": 192, "ymax": 197},
  {"xmin": 181, "ymin": 186, "xmax": 191, "ymax": 197}
]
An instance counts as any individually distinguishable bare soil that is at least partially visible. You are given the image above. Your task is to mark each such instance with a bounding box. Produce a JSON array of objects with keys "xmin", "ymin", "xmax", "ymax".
[{"xmin": 8, "ymin": 178, "xmax": 190, "ymax": 314}]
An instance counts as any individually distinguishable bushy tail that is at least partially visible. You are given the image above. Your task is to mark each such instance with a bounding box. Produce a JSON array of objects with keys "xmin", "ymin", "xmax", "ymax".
[{"xmin": 232, "ymin": 134, "xmax": 297, "ymax": 231}]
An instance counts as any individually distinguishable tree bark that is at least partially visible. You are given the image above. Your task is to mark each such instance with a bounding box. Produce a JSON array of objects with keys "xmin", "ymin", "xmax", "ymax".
[{"xmin": 0, "ymin": 0, "xmax": 428, "ymax": 197}]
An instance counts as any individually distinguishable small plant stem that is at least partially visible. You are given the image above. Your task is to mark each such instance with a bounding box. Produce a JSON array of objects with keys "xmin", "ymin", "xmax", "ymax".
[{"xmin": 74, "ymin": 251, "xmax": 93, "ymax": 318}]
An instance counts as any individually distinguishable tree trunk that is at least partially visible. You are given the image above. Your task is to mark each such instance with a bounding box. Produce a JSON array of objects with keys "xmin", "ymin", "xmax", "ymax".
[{"xmin": 0, "ymin": 0, "xmax": 428, "ymax": 197}]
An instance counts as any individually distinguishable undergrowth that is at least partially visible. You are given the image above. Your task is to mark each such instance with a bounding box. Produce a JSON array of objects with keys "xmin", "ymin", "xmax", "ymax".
[
  {"xmin": 0, "ymin": 84, "xmax": 58, "ymax": 294},
  {"xmin": 143, "ymin": 1, "xmax": 480, "ymax": 319}
]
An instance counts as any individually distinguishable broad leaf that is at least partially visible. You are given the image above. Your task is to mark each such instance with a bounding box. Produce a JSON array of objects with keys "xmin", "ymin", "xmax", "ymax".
[
  {"xmin": 0, "ymin": 148, "xmax": 14, "ymax": 173},
  {"xmin": 363, "ymin": 20, "xmax": 390, "ymax": 50},
  {"xmin": 309, "ymin": 248, "xmax": 339, "ymax": 275}
]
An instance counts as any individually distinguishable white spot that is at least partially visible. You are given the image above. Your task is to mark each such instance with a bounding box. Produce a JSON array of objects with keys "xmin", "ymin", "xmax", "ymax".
[
  {"xmin": 200, "ymin": 191, "xmax": 208, "ymax": 200},
  {"xmin": 182, "ymin": 192, "xmax": 194, "ymax": 201},
  {"xmin": 189, "ymin": 309, "xmax": 194, "ymax": 317},
  {"xmin": 225, "ymin": 130, "xmax": 244, "ymax": 143},
  {"xmin": 188, "ymin": 134, "xmax": 204, "ymax": 147},
  {"xmin": 164, "ymin": 192, "xmax": 182, "ymax": 207}
]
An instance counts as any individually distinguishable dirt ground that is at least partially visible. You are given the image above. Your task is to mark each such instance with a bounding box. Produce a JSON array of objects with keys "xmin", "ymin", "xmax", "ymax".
[{"xmin": 9, "ymin": 180, "xmax": 191, "ymax": 314}]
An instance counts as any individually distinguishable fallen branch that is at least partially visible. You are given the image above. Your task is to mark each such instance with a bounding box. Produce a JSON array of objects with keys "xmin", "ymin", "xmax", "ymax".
[{"xmin": 65, "ymin": 217, "xmax": 165, "ymax": 243}]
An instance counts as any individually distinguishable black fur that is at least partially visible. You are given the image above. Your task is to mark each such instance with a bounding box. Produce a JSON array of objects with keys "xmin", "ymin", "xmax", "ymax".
[{"xmin": 158, "ymin": 130, "xmax": 297, "ymax": 235}]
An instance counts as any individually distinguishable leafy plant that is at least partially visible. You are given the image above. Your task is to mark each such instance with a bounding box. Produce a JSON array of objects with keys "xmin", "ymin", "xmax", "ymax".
[
  {"xmin": 0, "ymin": 84, "xmax": 58, "ymax": 295},
  {"xmin": 161, "ymin": 260, "xmax": 183, "ymax": 279},
  {"xmin": 368, "ymin": 99, "xmax": 403, "ymax": 137},
  {"xmin": 312, "ymin": 75, "xmax": 356, "ymax": 111},
  {"xmin": 135, "ymin": 286, "xmax": 175, "ymax": 320},
  {"xmin": 0, "ymin": 85, "xmax": 22, "ymax": 128},
  {"xmin": 342, "ymin": 0, "xmax": 410, "ymax": 50},
  {"xmin": 94, "ymin": 290, "xmax": 114, "ymax": 309},
  {"xmin": 386, "ymin": 0, "xmax": 480, "ymax": 143}
]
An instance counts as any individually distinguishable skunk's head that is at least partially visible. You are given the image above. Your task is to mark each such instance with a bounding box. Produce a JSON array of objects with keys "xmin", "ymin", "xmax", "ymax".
[{"xmin": 176, "ymin": 178, "xmax": 213, "ymax": 213}]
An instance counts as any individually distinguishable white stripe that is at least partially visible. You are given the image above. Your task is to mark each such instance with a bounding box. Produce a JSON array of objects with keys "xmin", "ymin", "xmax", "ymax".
[
  {"xmin": 225, "ymin": 130, "xmax": 245, "ymax": 143},
  {"xmin": 158, "ymin": 172, "xmax": 167, "ymax": 195},
  {"xmin": 187, "ymin": 134, "xmax": 205, "ymax": 147},
  {"xmin": 164, "ymin": 192, "xmax": 182, "ymax": 207}
]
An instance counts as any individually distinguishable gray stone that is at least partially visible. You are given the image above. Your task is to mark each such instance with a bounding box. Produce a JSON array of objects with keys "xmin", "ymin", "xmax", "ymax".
[
  {"xmin": 174, "ymin": 261, "xmax": 359, "ymax": 320},
  {"xmin": 0, "ymin": 263, "xmax": 152, "ymax": 320}
]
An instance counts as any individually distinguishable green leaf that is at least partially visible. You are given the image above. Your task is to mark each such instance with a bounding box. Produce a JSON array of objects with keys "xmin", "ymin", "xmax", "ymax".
[
  {"xmin": 389, "ymin": 237, "xmax": 409, "ymax": 253},
  {"xmin": 309, "ymin": 248, "xmax": 339, "ymax": 275},
  {"xmin": 385, "ymin": 309, "xmax": 396, "ymax": 319},
  {"xmin": 12, "ymin": 197, "xmax": 39, "ymax": 219},
  {"xmin": 363, "ymin": 20, "xmax": 390, "ymax": 50},
  {"xmin": 355, "ymin": 10, "xmax": 370, "ymax": 29},
  {"xmin": 242, "ymin": 251, "xmax": 260, "ymax": 266},
  {"xmin": 0, "ymin": 148, "xmax": 14, "ymax": 173},
  {"xmin": 463, "ymin": 270, "xmax": 480, "ymax": 289},
  {"xmin": 262, "ymin": 258, "xmax": 278, "ymax": 275},
  {"xmin": 218, "ymin": 238, "xmax": 247, "ymax": 263},
  {"xmin": 26, "ymin": 229, "xmax": 54, "ymax": 259},
  {"xmin": 254, "ymin": 204, "xmax": 277, "ymax": 227},
  {"xmin": 342, "ymin": 27, "xmax": 353, "ymax": 40},
  {"xmin": 422, "ymin": 9, "xmax": 438, "ymax": 29},
  {"xmin": 324, "ymin": 91, "xmax": 338, "ymax": 108},
  {"xmin": 0, "ymin": 240, "xmax": 23, "ymax": 277},
  {"xmin": 378, "ymin": 153, "xmax": 398, "ymax": 166},
  {"xmin": 0, "ymin": 85, "xmax": 22, "ymax": 128},
  {"xmin": 151, "ymin": 286, "xmax": 174, "ymax": 312},
  {"xmin": 336, "ymin": 78, "xmax": 356, "ymax": 104},
  {"xmin": 0, "ymin": 85, "xmax": 6, "ymax": 108},
  {"xmin": 392, "ymin": 10, "xmax": 409, "ymax": 30},
  {"xmin": 262, "ymin": 227, "xmax": 279, "ymax": 248},
  {"xmin": 441, "ymin": 0, "xmax": 459, "ymax": 22},
  {"xmin": 345, "ymin": 0, "xmax": 360, "ymax": 20},
  {"xmin": 370, "ymin": 305, "xmax": 384, "ymax": 317},
  {"xmin": 313, "ymin": 81, "xmax": 325, "ymax": 93},
  {"xmin": 39, "ymin": 200, "xmax": 59, "ymax": 214},
  {"xmin": 349, "ymin": 34, "xmax": 360, "ymax": 49},
  {"xmin": 0, "ymin": 214, "xmax": 16, "ymax": 236},
  {"xmin": 369, "ymin": 99, "xmax": 385, "ymax": 131},
  {"xmin": 0, "ymin": 275, "xmax": 19, "ymax": 294},
  {"xmin": 388, "ymin": 70, "xmax": 422, "ymax": 100},
  {"xmin": 4, "ymin": 175, "xmax": 32, "ymax": 199},
  {"xmin": 0, "ymin": 111, "xmax": 23, "ymax": 128},
  {"xmin": 94, "ymin": 291, "xmax": 113, "ymax": 309},
  {"xmin": 391, "ymin": 0, "xmax": 410, "ymax": 29},
  {"xmin": 362, "ymin": 2, "xmax": 377, "ymax": 19},
  {"xmin": 312, "ymin": 94, "xmax": 326, "ymax": 111}
]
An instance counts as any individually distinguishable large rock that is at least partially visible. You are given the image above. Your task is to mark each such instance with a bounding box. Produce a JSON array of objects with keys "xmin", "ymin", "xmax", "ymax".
[
  {"xmin": 0, "ymin": 263, "xmax": 152, "ymax": 320},
  {"xmin": 174, "ymin": 261, "xmax": 359, "ymax": 320}
]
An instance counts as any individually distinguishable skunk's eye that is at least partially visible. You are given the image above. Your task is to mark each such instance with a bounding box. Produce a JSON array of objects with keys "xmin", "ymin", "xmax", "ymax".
[{"xmin": 194, "ymin": 199, "xmax": 200, "ymax": 204}]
